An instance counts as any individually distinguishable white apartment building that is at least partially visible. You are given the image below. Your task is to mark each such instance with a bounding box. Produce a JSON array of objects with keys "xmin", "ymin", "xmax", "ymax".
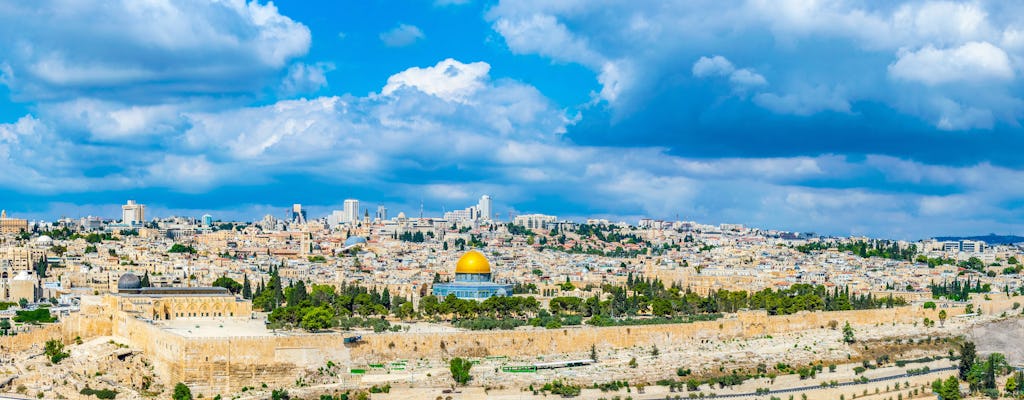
[
  {"xmin": 121, "ymin": 200, "xmax": 145, "ymax": 226},
  {"xmin": 514, "ymin": 214, "xmax": 557, "ymax": 230},
  {"xmin": 343, "ymin": 199, "xmax": 359, "ymax": 223}
]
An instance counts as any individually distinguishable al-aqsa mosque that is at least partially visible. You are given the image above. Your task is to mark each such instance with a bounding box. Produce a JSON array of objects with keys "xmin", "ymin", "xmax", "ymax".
[{"xmin": 432, "ymin": 250, "xmax": 513, "ymax": 300}]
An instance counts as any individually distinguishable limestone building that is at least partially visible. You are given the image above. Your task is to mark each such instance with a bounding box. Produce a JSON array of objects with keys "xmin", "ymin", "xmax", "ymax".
[
  {"xmin": 0, "ymin": 210, "xmax": 28, "ymax": 234},
  {"xmin": 432, "ymin": 250, "xmax": 513, "ymax": 300},
  {"xmin": 109, "ymin": 273, "xmax": 253, "ymax": 320},
  {"xmin": 0, "ymin": 262, "xmax": 39, "ymax": 302}
]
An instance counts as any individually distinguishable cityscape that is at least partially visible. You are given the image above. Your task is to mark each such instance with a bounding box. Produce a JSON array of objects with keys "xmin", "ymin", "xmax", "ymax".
[{"xmin": 1, "ymin": 2, "xmax": 1024, "ymax": 400}]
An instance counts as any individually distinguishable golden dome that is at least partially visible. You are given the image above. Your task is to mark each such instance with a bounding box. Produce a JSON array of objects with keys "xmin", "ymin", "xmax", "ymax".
[{"xmin": 455, "ymin": 250, "xmax": 491, "ymax": 274}]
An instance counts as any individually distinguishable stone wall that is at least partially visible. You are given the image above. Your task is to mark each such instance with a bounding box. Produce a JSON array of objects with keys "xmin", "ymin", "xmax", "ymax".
[
  {"xmin": 0, "ymin": 302, "xmax": 972, "ymax": 397},
  {"xmin": 346, "ymin": 306, "xmax": 954, "ymax": 364}
]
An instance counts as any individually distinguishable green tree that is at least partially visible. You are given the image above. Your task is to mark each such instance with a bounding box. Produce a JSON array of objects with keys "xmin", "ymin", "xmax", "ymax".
[
  {"xmin": 450, "ymin": 357, "xmax": 473, "ymax": 385},
  {"xmin": 242, "ymin": 275, "xmax": 252, "ymax": 299},
  {"xmin": 44, "ymin": 339, "xmax": 69, "ymax": 363},
  {"xmin": 959, "ymin": 341, "xmax": 976, "ymax": 381},
  {"xmin": 168, "ymin": 243, "xmax": 197, "ymax": 254},
  {"xmin": 172, "ymin": 383, "xmax": 193, "ymax": 400},
  {"xmin": 300, "ymin": 307, "xmax": 333, "ymax": 332},
  {"xmin": 938, "ymin": 309, "xmax": 947, "ymax": 327},
  {"xmin": 18, "ymin": 298, "xmax": 28, "ymax": 308},
  {"xmin": 212, "ymin": 276, "xmax": 242, "ymax": 294},
  {"xmin": 842, "ymin": 321, "xmax": 855, "ymax": 343},
  {"xmin": 0, "ymin": 318, "xmax": 10, "ymax": 335}
]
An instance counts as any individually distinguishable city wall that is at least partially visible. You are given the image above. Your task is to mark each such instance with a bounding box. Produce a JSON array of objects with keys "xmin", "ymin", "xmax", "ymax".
[
  {"xmin": 0, "ymin": 303, "xmax": 979, "ymax": 397},
  {"xmin": 347, "ymin": 306, "xmax": 956, "ymax": 363}
]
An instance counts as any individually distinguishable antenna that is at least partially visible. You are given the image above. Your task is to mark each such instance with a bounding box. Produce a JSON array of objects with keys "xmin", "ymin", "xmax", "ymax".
[{"xmin": 419, "ymin": 199, "xmax": 424, "ymax": 219}]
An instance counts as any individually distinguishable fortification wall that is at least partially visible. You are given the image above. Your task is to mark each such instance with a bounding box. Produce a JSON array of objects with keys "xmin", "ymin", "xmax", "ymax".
[
  {"xmin": 107, "ymin": 316, "xmax": 352, "ymax": 395},
  {"xmin": 347, "ymin": 306, "xmax": 955, "ymax": 364},
  {"xmin": 1, "ymin": 303, "xmax": 967, "ymax": 397}
]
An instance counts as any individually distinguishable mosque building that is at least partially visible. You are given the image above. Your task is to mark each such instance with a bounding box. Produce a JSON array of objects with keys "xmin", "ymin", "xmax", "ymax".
[
  {"xmin": 105, "ymin": 272, "xmax": 252, "ymax": 320},
  {"xmin": 432, "ymin": 250, "xmax": 514, "ymax": 300}
]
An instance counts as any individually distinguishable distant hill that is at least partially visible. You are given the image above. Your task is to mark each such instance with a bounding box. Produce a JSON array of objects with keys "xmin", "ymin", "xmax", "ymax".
[{"xmin": 931, "ymin": 234, "xmax": 1024, "ymax": 245}]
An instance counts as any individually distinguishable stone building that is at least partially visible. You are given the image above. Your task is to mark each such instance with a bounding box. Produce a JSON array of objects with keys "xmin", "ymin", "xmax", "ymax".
[
  {"xmin": 0, "ymin": 262, "xmax": 39, "ymax": 302},
  {"xmin": 106, "ymin": 273, "xmax": 253, "ymax": 320},
  {"xmin": 0, "ymin": 210, "xmax": 28, "ymax": 235}
]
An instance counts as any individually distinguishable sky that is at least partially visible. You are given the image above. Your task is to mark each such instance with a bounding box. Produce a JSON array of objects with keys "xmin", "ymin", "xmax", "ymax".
[{"xmin": 1, "ymin": 0, "xmax": 1024, "ymax": 239}]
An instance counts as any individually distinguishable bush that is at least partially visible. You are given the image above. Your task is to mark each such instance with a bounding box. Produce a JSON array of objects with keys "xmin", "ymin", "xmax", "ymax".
[
  {"xmin": 44, "ymin": 339, "xmax": 69, "ymax": 364},
  {"xmin": 80, "ymin": 387, "xmax": 118, "ymax": 399},
  {"xmin": 172, "ymin": 383, "xmax": 192, "ymax": 400},
  {"xmin": 541, "ymin": 380, "xmax": 582, "ymax": 397},
  {"xmin": 450, "ymin": 357, "xmax": 473, "ymax": 385}
]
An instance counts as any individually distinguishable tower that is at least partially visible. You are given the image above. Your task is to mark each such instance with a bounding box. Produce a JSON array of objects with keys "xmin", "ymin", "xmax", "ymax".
[
  {"xmin": 343, "ymin": 199, "xmax": 359, "ymax": 223},
  {"xmin": 478, "ymin": 195, "xmax": 492, "ymax": 221},
  {"xmin": 291, "ymin": 204, "xmax": 306, "ymax": 224},
  {"xmin": 122, "ymin": 200, "xmax": 146, "ymax": 226}
]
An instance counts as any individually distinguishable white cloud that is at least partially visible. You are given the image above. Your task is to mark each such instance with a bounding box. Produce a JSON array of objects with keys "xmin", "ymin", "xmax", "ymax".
[
  {"xmin": 492, "ymin": 14, "xmax": 604, "ymax": 66},
  {"xmin": 280, "ymin": 62, "xmax": 335, "ymax": 96},
  {"xmin": 888, "ymin": 41, "xmax": 1014, "ymax": 85},
  {"xmin": 39, "ymin": 99, "xmax": 188, "ymax": 140},
  {"xmin": 488, "ymin": 1, "xmax": 1024, "ymax": 129},
  {"xmin": 382, "ymin": 59, "xmax": 490, "ymax": 103},
  {"xmin": 728, "ymin": 69, "xmax": 767, "ymax": 88},
  {"xmin": 753, "ymin": 85, "xmax": 851, "ymax": 115},
  {"xmin": 380, "ymin": 24, "xmax": 425, "ymax": 47},
  {"xmin": 693, "ymin": 55, "xmax": 768, "ymax": 92},
  {"xmin": 0, "ymin": 0, "xmax": 311, "ymax": 101},
  {"xmin": 692, "ymin": 56, "xmax": 735, "ymax": 77}
]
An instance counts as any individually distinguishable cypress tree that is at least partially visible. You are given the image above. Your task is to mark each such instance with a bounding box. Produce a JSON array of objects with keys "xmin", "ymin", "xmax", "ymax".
[{"xmin": 242, "ymin": 275, "xmax": 252, "ymax": 299}]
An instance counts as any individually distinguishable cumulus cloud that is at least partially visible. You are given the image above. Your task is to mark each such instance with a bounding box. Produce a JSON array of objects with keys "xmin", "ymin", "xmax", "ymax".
[
  {"xmin": 488, "ymin": 1, "xmax": 1024, "ymax": 130},
  {"xmin": 280, "ymin": 62, "xmax": 335, "ymax": 96},
  {"xmin": 753, "ymin": 85, "xmax": 851, "ymax": 116},
  {"xmin": 692, "ymin": 55, "xmax": 767, "ymax": 93},
  {"xmin": 0, "ymin": 0, "xmax": 311, "ymax": 101},
  {"xmin": 692, "ymin": 56, "xmax": 736, "ymax": 77},
  {"xmin": 380, "ymin": 24, "xmax": 425, "ymax": 47},
  {"xmin": 382, "ymin": 59, "xmax": 489, "ymax": 103},
  {"xmin": 888, "ymin": 41, "xmax": 1014, "ymax": 85}
]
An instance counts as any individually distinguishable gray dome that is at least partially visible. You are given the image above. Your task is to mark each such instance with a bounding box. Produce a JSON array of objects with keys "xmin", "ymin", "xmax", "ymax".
[
  {"xmin": 344, "ymin": 236, "xmax": 367, "ymax": 247},
  {"xmin": 117, "ymin": 273, "xmax": 142, "ymax": 290}
]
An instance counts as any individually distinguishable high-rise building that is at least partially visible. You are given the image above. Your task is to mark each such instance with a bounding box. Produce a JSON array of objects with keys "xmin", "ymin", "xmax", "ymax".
[
  {"xmin": 201, "ymin": 214, "xmax": 213, "ymax": 227},
  {"xmin": 291, "ymin": 204, "xmax": 307, "ymax": 225},
  {"xmin": 478, "ymin": 195, "xmax": 492, "ymax": 221},
  {"xmin": 375, "ymin": 205, "xmax": 387, "ymax": 221},
  {"xmin": 343, "ymin": 199, "xmax": 359, "ymax": 223},
  {"xmin": 121, "ymin": 200, "xmax": 146, "ymax": 226}
]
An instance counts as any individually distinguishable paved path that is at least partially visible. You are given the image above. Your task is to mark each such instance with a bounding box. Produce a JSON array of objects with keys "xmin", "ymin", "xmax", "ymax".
[{"xmin": 635, "ymin": 366, "xmax": 956, "ymax": 399}]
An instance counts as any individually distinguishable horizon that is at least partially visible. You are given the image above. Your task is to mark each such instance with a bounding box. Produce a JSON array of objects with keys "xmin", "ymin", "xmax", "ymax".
[
  {"xmin": 2, "ymin": 1, "xmax": 1024, "ymax": 240},
  {"xmin": 3, "ymin": 198, "xmax": 1021, "ymax": 242}
]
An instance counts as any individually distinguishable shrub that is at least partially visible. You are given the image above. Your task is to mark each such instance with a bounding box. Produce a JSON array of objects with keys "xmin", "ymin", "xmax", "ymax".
[
  {"xmin": 44, "ymin": 339, "xmax": 69, "ymax": 364},
  {"xmin": 172, "ymin": 383, "xmax": 192, "ymax": 400},
  {"xmin": 80, "ymin": 387, "xmax": 118, "ymax": 399}
]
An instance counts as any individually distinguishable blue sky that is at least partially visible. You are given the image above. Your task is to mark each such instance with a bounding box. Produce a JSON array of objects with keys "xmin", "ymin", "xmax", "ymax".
[{"xmin": 1, "ymin": 0, "xmax": 1024, "ymax": 239}]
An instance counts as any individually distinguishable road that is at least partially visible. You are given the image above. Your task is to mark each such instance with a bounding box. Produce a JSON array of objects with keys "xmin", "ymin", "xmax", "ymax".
[{"xmin": 634, "ymin": 366, "xmax": 956, "ymax": 399}]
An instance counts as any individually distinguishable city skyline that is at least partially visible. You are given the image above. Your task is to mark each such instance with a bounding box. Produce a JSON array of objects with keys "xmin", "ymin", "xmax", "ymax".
[{"xmin": 2, "ymin": 1, "xmax": 1024, "ymax": 239}]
